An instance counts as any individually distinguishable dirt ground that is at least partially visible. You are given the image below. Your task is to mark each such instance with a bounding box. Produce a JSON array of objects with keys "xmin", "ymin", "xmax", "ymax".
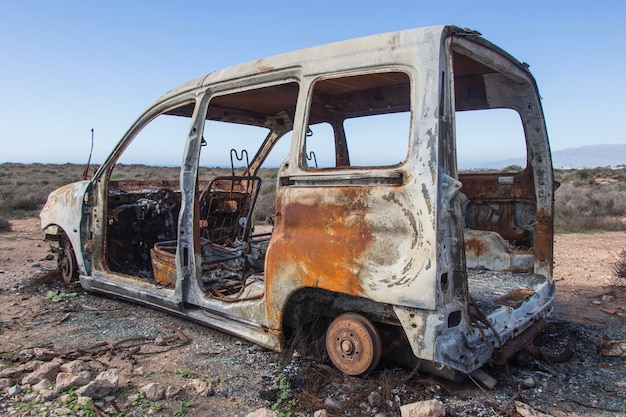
[{"xmin": 0, "ymin": 218, "xmax": 625, "ymax": 416}]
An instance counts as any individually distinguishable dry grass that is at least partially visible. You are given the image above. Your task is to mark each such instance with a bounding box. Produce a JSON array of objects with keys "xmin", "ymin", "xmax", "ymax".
[
  {"xmin": 554, "ymin": 167, "xmax": 626, "ymax": 232},
  {"xmin": 2, "ymin": 163, "xmax": 626, "ymax": 234},
  {"xmin": 613, "ymin": 249, "xmax": 626, "ymax": 280}
]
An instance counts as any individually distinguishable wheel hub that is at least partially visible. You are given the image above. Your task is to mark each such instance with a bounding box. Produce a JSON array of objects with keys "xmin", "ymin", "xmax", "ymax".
[{"xmin": 325, "ymin": 313, "xmax": 382, "ymax": 376}]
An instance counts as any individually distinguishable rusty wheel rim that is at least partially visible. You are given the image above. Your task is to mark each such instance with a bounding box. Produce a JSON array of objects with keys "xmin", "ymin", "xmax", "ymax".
[
  {"xmin": 325, "ymin": 313, "xmax": 382, "ymax": 376},
  {"xmin": 59, "ymin": 238, "xmax": 77, "ymax": 284}
]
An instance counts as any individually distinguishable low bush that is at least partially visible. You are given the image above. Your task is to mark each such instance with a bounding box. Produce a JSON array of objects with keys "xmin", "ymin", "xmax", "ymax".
[
  {"xmin": 613, "ymin": 249, "xmax": 626, "ymax": 280},
  {"xmin": 0, "ymin": 217, "xmax": 11, "ymax": 232},
  {"xmin": 554, "ymin": 169, "xmax": 626, "ymax": 232}
]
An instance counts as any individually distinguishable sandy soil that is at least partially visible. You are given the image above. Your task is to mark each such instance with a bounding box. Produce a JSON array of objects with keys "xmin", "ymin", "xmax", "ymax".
[{"xmin": 1, "ymin": 218, "xmax": 625, "ymax": 416}]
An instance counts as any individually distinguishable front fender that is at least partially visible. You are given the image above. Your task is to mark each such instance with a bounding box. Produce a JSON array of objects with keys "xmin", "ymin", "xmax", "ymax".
[{"xmin": 40, "ymin": 180, "xmax": 90, "ymax": 271}]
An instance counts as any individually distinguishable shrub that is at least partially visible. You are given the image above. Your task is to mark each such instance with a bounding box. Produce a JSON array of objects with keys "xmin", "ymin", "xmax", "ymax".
[
  {"xmin": 0, "ymin": 217, "xmax": 11, "ymax": 232},
  {"xmin": 613, "ymin": 249, "xmax": 626, "ymax": 280},
  {"xmin": 555, "ymin": 182, "xmax": 626, "ymax": 232}
]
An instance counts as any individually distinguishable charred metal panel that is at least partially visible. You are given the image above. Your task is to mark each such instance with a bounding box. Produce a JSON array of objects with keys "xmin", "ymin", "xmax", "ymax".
[
  {"xmin": 40, "ymin": 181, "xmax": 90, "ymax": 272},
  {"xmin": 265, "ymin": 174, "xmax": 438, "ymax": 320}
]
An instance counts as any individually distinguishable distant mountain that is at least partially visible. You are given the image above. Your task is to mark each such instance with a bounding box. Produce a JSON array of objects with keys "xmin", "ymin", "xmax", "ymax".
[
  {"xmin": 483, "ymin": 144, "xmax": 626, "ymax": 169},
  {"xmin": 551, "ymin": 144, "xmax": 626, "ymax": 168}
]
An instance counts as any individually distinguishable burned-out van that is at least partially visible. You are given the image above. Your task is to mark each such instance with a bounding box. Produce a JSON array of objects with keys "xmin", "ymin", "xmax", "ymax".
[{"xmin": 41, "ymin": 25, "xmax": 555, "ymax": 380}]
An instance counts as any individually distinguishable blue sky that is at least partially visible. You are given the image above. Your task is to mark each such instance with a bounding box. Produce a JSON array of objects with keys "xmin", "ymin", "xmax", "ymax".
[{"xmin": 1, "ymin": 0, "xmax": 624, "ymax": 166}]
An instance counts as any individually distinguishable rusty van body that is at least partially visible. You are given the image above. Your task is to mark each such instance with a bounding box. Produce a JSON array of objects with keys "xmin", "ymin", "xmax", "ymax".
[{"xmin": 40, "ymin": 25, "xmax": 555, "ymax": 379}]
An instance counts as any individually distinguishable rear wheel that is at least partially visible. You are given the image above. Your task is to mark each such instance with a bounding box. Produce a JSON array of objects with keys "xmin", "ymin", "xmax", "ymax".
[{"xmin": 325, "ymin": 313, "xmax": 382, "ymax": 376}]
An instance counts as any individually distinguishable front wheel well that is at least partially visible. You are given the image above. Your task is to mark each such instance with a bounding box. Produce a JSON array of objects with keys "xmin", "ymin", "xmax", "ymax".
[{"xmin": 46, "ymin": 227, "xmax": 79, "ymax": 284}]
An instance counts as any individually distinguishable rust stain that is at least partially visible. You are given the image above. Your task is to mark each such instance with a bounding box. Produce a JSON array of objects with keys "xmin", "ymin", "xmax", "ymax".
[
  {"xmin": 266, "ymin": 188, "xmax": 373, "ymax": 308},
  {"xmin": 150, "ymin": 243, "xmax": 176, "ymax": 285},
  {"xmin": 534, "ymin": 207, "xmax": 554, "ymax": 273}
]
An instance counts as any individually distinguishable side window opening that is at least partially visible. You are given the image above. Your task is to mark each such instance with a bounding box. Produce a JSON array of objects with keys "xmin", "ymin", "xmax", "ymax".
[
  {"xmin": 455, "ymin": 108, "xmax": 526, "ymax": 172},
  {"xmin": 303, "ymin": 71, "xmax": 411, "ymax": 169}
]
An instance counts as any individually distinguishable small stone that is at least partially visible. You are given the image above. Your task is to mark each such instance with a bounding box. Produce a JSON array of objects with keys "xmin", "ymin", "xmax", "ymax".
[
  {"xmin": 400, "ymin": 399, "xmax": 445, "ymax": 417},
  {"xmin": 7, "ymin": 384, "xmax": 21, "ymax": 396},
  {"xmin": 324, "ymin": 396, "xmax": 343, "ymax": 410},
  {"xmin": 368, "ymin": 390, "xmax": 383, "ymax": 408},
  {"xmin": 245, "ymin": 408, "xmax": 278, "ymax": 417},
  {"xmin": 165, "ymin": 385, "xmax": 182, "ymax": 399},
  {"xmin": 33, "ymin": 348, "xmax": 56, "ymax": 361},
  {"xmin": 592, "ymin": 300, "xmax": 602, "ymax": 305},
  {"xmin": 23, "ymin": 392, "xmax": 39, "ymax": 402},
  {"xmin": 58, "ymin": 393, "xmax": 72, "ymax": 403},
  {"xmin": 51, "ymin": 407, "xmax": 74, "ymax": 416},
  {"xmin": 140, "ymin": 382, "xmax": 166, "ymax": 401},
  {"xmin": 0, "ymin": 367, "xmax": 22, "ymax": 379},
  {"xmin": 154, "ymin": 336, "xmax": 166, "ymax": 346},
  {"xmin": 45, "ymin": 254, "xmax": 55, "ymax": 261},
  {"xmin": 523, "ymin": 377, "xmax": 536, "ymax": 388},
  {"xmin": 32, "ymin": 378, "xmax": 52, "ymax": 393},
  {"xmin": 56, "ymin": 371, "xmax": 91, "ymax": 392},
  {"xmin": 0, "ymin": 378, "xmax": 12, "ymax": 389},
  {"xmin": 191, "ymin": 379, "xmax": 214, "ymax": 396},
  {"xmin": 96, "ymin": 368, "xmax": 119, "ymax": 386},
  {"xmin": 60, "ymin": 360, "xmax": 87, "ymax": 374},
  {"xmin": 77, "ymin": 396, "xmax": 93, "ymax": 406},
  {"xmin": 602, "ymin": 294, "xmax": 615, "ymax": 302},
  {"xmin": 76, "ymin": 378, "xmax": 116, "ymax": 399},
  {"xmin": 126, "ymin": 393, "xmax": 141, "ymax": 404},
  {"xmin": 43, "ymin": 389, "xmax": 58, "ymax": 401},
  {"xmin": 22, "ymin": 359, "xmax": 62, "ymax": 385},
  {"xmin": 314, "ymin": 410, "xmax": 328, "ymax": 417}
]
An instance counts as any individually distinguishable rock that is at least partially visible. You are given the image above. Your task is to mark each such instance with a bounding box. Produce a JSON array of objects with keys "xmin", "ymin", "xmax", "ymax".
[
  {"xmin": 165, "ymin": 385, "xmax": 183, "ymax": 399},
  {"xmin": 602, "ymin": 294, "xmax": 615, "ymax": 302},
  {"xmin": 245, "ymin": 408, "xmax": 278, "ymax": 417},
  {"xmin": 126, "ymin": 393, "xmax": 141, "ymax": 404},
  {"xmin": 76, "ymin": 375, "xmax": 117, "ymax": 400},
  {"xmin": 154, "ymin": 336, "xmax": 166, "ymax": 346},
  {"xmin": 523, "ymin": 377, "xmax": 536, "ymax": 388},
  {"xmin": 43, "ymin": 389, "xmax": 58, "ymax": 401},
  {"xmin": 368, "ymin": 390, "xmax": 383, "ymax": 408},
  {"xmin": 96, "ymin": 368, "xmax": 119, "ymax": 385},
  {"xmin": 258, "ymin": 387, "xmax": 277, "ymax": 401},
  {"xmin": 314, "ymin": 410, "xmax": 328, "ymax": 417},
  {"xmin": 0, "ymin": 367, "xmax": 23, "ymax": 379},
  {"xmin": 23, "ymin": 392, "xmax": 39, "ymax": 402},
  {"xmin": 77, "ymin": 396, "xmax": 93, "ymax": 406},
  {"xmin": 32, "ymin": 378, "xmax": 52, "ymax": 393},
  {"xmin": 140, "ymin": 382, "xmax": 166, "ymax": 401},
  {"xmin": 324, "ymin": 396, "xmax": 343, "ymax": 410},
  {"xmin": 400, "ymin": 399, "xmax": 446, "ymax": 417},
  {"xmin": 56, "ymin": 370, "xmax": 92, "ymax": 392},
  {"xmin": 515, "ymin": 401, "xmax": 554, "ymax": 417},
  {"xmin": 60, "ymin": 360, "xmax": 87, "ymax": 374},
  {"xmin": 191, "ymin": 379, "xmax": 214, "ymax": 396},
  {"xmin": 22, "ymin": 359, "xmax": 62, "ymax": 385},
  {"xmin": 0, "ymin": 378, "xmax": 12, "ymax": 389},
  {"xmin": 50, "ymin": 407, "xmax": 74, "ymax": 416},
  {"xmin": 58, "ymin": 393, "xmax": 72, "ymax": 403},
  {"xmin": 45, "ymin": 254, "xmax": 55, "ymax": 261},
  {"xmin": 33, "ymin": 348, "xmax": 56, "ymax": 361},
  {"xmin": 599, "ymin": 340, "xmax": 626, "ymax": 357},
  {"xmin": 7, "ymin": 384, "xmax": 21, "ymax": 396}
]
